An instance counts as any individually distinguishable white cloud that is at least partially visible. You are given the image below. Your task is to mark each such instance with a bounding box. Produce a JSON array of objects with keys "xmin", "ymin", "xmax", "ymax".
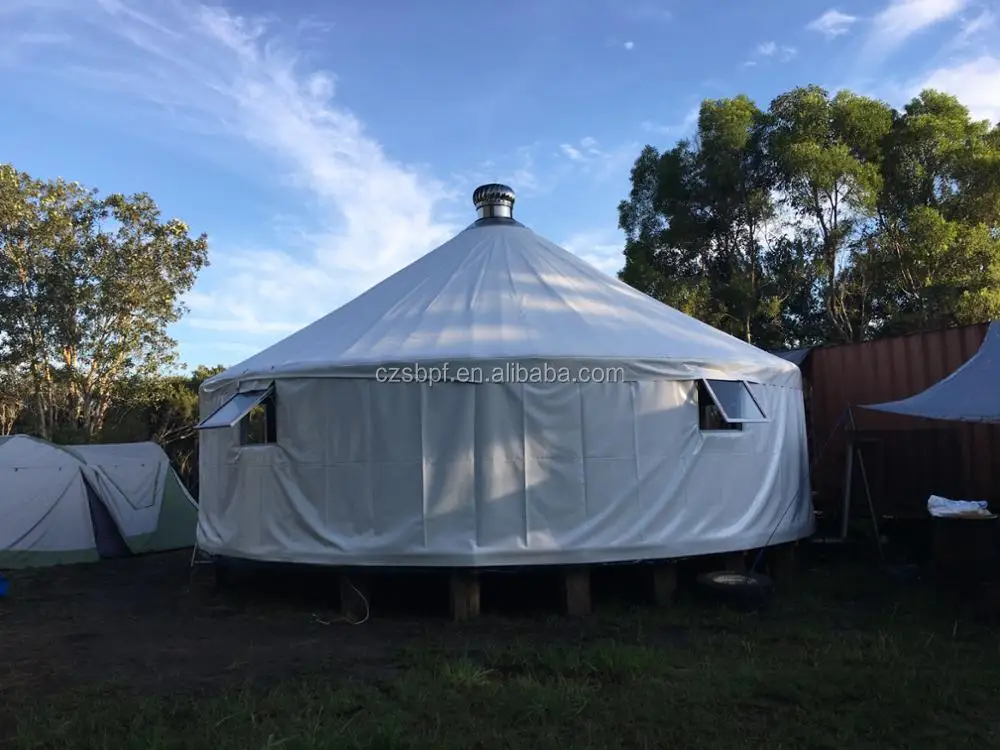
[
  {"xmin": 624, "ymin": 40, "xmax": 635, "ymax": 50},
  {"xmin": 620, "ymin": 2, "xmax": 672, "ymax": 23},
  {"xmin": 806, "ymin": 9, "xmax": 859, "ymax": 38},
  {"xmin": 641, "ymin": 104, "xmax": 700, "ymax": 139},
  {"xmin": 864, "ymin": 0, "xmax": 968, "ymax": 62},
  {"xmin": 561, "ymin": 231, "xmax": 624, "ymax": 277},
  {"xmin": 1, "ymin": 0, "xmax": 460, "ymax": 340},
  {"xmin": 956, "ymin": 8, "xmax": 996, "ymax": 43},
  {"xmin": 751, "ymin": 41, "xmax": 796, "ymax": 64},
  {"xmin": 457, "ymin": 144, "xmax": 550, "ymax": 198},
  {"xmin": 555, "ymin": 137, "xmax": 638, "ymax": 181},
  {"xmin": 560, "ymin": 143, "xmax": 585, "ymax": 161},
  {"xmin": 913, "ymin": 55, "xmax": 1000, "ymax": 124}
]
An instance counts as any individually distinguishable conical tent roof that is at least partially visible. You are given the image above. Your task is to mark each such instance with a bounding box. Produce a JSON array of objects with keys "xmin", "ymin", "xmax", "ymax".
[{"xmin": 211, "ymin": 184, "xmax": 796, "ymax": 385}]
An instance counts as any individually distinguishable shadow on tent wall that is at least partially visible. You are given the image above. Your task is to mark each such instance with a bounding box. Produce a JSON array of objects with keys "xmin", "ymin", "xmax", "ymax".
[{"xmin": 802, "ymin": 321, "xmax": 1000, "ymax": 521}]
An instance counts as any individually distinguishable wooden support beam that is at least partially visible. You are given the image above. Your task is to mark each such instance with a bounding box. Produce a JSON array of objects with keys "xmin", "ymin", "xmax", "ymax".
[
  {"xmin": 449, "ymin": 570, "xmax": 481, "ymax": 621},
  {"xmin": 563, "ymin": 567, "xmax": 592, "ymax": 616},
  {"xmin": 650, "ymin": 563, "xmax": 678, "ymax": 606},
  {"xmin": 339, "ymin": 569, "xmax": 370, "ymax": 622}
]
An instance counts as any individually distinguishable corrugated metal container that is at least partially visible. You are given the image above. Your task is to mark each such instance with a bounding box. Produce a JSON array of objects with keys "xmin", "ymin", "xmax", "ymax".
[{"xmin": 805, "ymin": 322, "xmax": 1000, "ymax": 520}]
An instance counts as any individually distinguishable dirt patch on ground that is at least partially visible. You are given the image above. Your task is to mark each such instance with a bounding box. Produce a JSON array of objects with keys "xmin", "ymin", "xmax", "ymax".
[
  {"xmin": 0, "ymin": 546, "xmax": 941, "ymax": 703},
  {"xmin": 1, "ymin": 552, "xmax": 433, "ymax": 698},
  {"xmin": 0, "ymin": 551, "xmax": 686, "ymax": 701}
]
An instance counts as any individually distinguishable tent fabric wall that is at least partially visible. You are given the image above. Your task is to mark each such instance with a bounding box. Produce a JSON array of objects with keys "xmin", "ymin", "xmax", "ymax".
[
  {"xmin": 0, "ymin": 436, "xmax": 198, "ymax": 569},
  {"xmin": 861, "ymin": 321, "xmax": 1000, "ymax": 423},
  {"xmin": 67, "ymin": 441, "xmax": 199, "ymax": 554},
  {"xmin": 0, "ymin": 437, "xmax": 100, "ymax": 568},
  {"xmin": 197, "ymin": 376, "xmax": 812, "ymax": 566}
]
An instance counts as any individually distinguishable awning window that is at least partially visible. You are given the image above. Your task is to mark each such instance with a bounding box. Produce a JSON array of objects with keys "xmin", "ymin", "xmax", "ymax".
[
  {"xmin": 196, "ymin": 385, "xmax": 274, "ymax": 430},
  {"xmin": 700, "ymin": 379, "xmax": 768, "ymax": 424}
]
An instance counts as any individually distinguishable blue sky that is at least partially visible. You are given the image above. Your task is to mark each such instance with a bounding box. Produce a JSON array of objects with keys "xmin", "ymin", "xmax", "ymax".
[{"xmin": 2, "ymin": 0, "xmax": 998, "ymax": 370}]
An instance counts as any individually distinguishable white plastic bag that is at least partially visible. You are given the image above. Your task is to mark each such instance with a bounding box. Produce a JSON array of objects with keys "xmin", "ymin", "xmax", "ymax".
[{"xmin": 927, "ymin": 495, "xmax": 993, "ymax": 518}]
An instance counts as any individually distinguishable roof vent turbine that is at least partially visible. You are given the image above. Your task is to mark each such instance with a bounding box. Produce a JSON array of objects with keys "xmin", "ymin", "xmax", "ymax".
[{"xmin": 472, "ymin": 183, "xmax": 516, "ymax": 220}]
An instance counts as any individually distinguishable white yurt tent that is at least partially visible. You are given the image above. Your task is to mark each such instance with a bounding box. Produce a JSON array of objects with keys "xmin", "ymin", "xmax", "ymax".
[
  {"xmin": 0, "ymin": 436, "xmax": 198, "ymax": 569},
  {"xmin": 196, "ymin": 184, "xmax": 813, "ymax": 567}
]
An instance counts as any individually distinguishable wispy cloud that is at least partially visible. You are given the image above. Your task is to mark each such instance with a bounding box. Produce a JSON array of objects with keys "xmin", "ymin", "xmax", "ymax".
[
  {"xmin": 862, "ymin": 0, "xmax": 969, "ymax": 64},
  {"xmin": 620, "ymin": 2, "xmax": 672, "ymax": 23},
  {"xmin": 641, "ymin": 105, "xmax": 700, "ymax": 140},
  {"xmin": 555, "ymin": 136, "xmax": 638, "ymax": 182},
  {"xmin": 561, "ymin": 230, "xmax": 624, "ymax": 277},
  {"xmin": 806, "ymin": 9, "xmax": 859, "ymax": 38},
  {"xmin": 746, "ymin": 41, "xmax": 797, "ymax": 67},
  {"xmin": 955, "ymin": 8, "xmax": 996, "ymax": 44},
  {"xmin": 624, "ymin": 40, "xmax": 635, "ymax": 50},
  {"xmin": 913, "ymin": 55, "xmax": 1000, "ymax": 124},
  {"xmin": 1, "ymin": 0, "xmax": 461, "ymax": 341},
  {"xmin": 458, "ymin": 144, "xmax": 549, "ymax": 197}
]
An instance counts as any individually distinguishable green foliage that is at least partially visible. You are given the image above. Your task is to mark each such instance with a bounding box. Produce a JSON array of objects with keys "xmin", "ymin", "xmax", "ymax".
[
  {"xmin": 101, "ymin": 364, "xmax": 226, "ymax": 494},
  {"xmin": 0, "ymin": 164, "xmax": 216, "ymax": 491},
  {"xmin": 619, "ymin": 85, "xmax": 1000, "ymax": 347},
  {"xmin": 0, "ymin": 164, "xmax": 209, "ymax": 441}
]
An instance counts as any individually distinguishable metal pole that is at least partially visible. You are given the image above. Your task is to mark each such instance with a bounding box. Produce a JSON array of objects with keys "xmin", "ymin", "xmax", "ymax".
[{"xmin": 840, "ymin": 433, "xmax": 854, "ymax": 539}]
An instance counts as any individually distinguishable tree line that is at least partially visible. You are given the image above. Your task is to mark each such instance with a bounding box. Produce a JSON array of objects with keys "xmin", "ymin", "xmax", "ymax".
[{"xmin": 617, "ymin": 86, "xmax": 1000, "ymax": 348}]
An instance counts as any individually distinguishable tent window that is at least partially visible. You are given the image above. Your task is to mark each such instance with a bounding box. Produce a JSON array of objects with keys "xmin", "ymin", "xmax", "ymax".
[
  {"xmin": 196, "ymin": 385, "xmax": 277, "ymax": 445},
  {"xmin": 240, "ymin": 392, "xmax": 276, "ymax": 445},
  {"xmin": 698, "ymin": 379, "xmax": 767, "ymax": 431}
]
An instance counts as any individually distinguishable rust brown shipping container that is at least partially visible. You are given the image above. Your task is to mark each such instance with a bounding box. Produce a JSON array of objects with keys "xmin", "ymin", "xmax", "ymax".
[{"xmin": 800, "ymin": 322, "xmax": 1000, "ymax": 521}]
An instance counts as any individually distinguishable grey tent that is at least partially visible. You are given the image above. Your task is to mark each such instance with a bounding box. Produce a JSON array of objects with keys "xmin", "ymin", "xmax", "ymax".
[
  {"xmin": 0, "ymin": 436, "xmax": 199, "ymax": 569},
  {"xmin": 861, "ymin": 322, "xmax": 1000, "ymax": 423}
]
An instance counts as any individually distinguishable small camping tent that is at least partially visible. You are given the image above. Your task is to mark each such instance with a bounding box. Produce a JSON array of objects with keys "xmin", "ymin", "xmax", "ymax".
[{"xmin": 0, "ymin": 436, "xmax": 198, "ymax": 569}]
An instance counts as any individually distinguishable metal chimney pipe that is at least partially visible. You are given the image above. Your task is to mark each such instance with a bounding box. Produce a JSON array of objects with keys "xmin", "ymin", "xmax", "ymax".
[{"xmin": 472, "ymin": 183, "xmax": 516, "ymax": 220}]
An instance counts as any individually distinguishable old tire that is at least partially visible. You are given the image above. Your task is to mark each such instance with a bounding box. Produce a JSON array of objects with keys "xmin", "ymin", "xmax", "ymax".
[{"xmin": 694, "ymin": 570, "xmax": 775, "ymax": 612}]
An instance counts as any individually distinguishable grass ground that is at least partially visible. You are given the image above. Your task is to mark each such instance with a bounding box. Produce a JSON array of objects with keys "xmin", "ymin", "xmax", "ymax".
[{"xmin": 1, "ymin": 550, "xmax": 999, "ymax": 749}]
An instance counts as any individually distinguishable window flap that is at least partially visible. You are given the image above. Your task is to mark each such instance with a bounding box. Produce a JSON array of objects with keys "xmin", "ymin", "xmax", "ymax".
[
  {"xmin": 701, "ymin": 379, "xmax": 768, "ymax": 423},
  {"xmin": 196, "ymin": 384, "xmax": 274, "ymax": 430}
]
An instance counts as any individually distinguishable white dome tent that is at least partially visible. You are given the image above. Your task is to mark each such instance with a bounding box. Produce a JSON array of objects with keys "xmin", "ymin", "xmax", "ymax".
[
  {"xmin": 0, "ymin": 435, "xmax": 199, "ymax": 569},
  {"xmin": 195, "ymin": 184, "xmax": 813, "ymax": 571}
]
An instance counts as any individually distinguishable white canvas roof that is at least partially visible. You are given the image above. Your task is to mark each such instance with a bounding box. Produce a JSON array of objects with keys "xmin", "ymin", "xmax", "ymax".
[{"xmin": 209, "ymin": 188, "xmax": 796, "ymax": 386}]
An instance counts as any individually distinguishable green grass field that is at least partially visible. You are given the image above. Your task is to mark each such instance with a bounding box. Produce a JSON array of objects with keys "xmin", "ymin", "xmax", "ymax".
[{"xmin": 3, "ymin": 557, "xmax": 999, "ymax": 750}]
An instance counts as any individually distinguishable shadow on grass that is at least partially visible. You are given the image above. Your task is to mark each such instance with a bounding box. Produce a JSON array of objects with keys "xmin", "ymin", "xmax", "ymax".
[{"xmin": 5, "ymin": 559, "xmax": 1000, "ymax": 749}]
